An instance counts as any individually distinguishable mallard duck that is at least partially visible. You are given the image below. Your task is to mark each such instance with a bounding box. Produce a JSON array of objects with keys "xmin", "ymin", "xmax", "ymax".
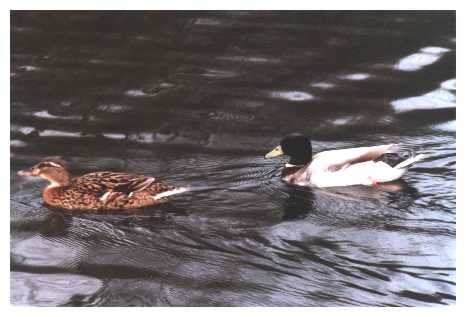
[
  {"xmin": 17, "ymin": 157, "xmax": 188, "ymax": 211},
  {"xmin": 265, "ymin": 133, "xmax": 424, "ymax": 188}
]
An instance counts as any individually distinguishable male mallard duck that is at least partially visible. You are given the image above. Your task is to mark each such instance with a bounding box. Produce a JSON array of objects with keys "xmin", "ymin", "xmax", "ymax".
[
  {"xmin": 265, "ymin": 133, "xmax": 424, "ymax": 188},
  {"xmin": 17, "ymin": 157, "xmax": 187, "ymax": 211}
]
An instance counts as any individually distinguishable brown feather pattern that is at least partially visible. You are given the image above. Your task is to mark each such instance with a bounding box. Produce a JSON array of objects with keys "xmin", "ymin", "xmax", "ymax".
[{"xmin": 43, "ymin": 171, "xmax": 177, "ymax": 211}]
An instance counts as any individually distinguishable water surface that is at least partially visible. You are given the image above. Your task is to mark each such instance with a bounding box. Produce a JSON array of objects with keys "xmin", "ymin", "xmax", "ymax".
[{"xmin": 10, "ymin": 11, "xmax": 455, "ymax": 306}]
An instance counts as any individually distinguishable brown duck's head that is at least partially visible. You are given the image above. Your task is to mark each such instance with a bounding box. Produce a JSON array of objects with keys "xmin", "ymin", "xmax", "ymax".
[{"xmin": 18, "ymin": 157, "xmax": 71, "ymax": 187}]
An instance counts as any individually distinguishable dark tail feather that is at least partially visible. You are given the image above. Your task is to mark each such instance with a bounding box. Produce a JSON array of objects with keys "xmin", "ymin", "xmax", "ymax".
[{"xmin": 374, "ymin": 144, "xmax": 417, "ymax": 168}]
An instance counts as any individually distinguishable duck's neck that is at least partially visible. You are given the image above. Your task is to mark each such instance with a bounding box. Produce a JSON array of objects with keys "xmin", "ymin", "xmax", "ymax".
[
  {"xmin": 289, "ymin": 156, "xmax": 311, "ymax": 166},
  {"xmin": 40, "ymin": 172, "xmax": 71, "ymax": 205},
  {"xmin": 282, "ymin": 165, "xmax": 303, "ymax": 178},
  {"xmin": 42, "ymin": 172, "xmax": 71, "ymax": 188}
]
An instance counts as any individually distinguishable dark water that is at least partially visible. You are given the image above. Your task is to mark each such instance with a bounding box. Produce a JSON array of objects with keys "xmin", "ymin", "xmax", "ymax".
[{"xmin": 10, "ymin": 11, "xmax": 456, "ymax": 306}]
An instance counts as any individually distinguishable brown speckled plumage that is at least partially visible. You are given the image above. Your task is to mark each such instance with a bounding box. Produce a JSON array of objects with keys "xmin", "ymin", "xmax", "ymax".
[{"xmin": 18, "ymin": 157, "xmax": 186, "ymax": 211}]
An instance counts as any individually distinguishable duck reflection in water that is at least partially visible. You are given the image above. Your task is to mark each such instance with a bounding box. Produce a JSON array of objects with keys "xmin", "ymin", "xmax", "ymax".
[
  {"xmin": 10, "ymin": 211, "xmax": 70, "ymax": 237},
  {"xmin": 323, "ymin": 179, "xmax": 419, "ymax": 206},
  {"xmin": 41, "ymin": 212, "xmax": 69, "ymax": 237},
  {"xmin": 282, "ymin": 186, "xmax": 315, "ymax": 221},
  {"xmin": 280, "ymin": 178, "xmax": 419, "ymax": 222}
]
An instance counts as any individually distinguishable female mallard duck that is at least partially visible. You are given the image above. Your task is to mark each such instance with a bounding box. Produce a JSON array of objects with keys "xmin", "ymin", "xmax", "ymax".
[
  {"xmin": 265, "ymin": 133, "xmax": 424, "ymax": 188},
  {"xmin": 17, "ymin": 157, "xmax": 187, "ymax": 211}
]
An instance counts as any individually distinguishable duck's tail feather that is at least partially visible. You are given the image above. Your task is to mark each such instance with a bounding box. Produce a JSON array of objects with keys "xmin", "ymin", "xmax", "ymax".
[
  {"xmin": 375, "ymin": 144, "xmax": 424, "ymax": 169},
  {"xmin": 394, "ymin": 154, "xmax": 425, "ymax": 169},
  {"xmin": 153, "ymin": 186, "xmax": 189, "ymax": 200}
]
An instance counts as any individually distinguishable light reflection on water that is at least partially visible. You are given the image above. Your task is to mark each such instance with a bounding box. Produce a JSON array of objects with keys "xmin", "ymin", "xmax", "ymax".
[
  {"xmin": 10, "ymin": 11, "xmax": 455, "ymax": 307},
  {"xmin": 268, "ymin": 91, "xmax": 314, "ymax": 101},
  {"xmin": 339, "ymin": 73, "xmax": 370, "ymax": 81},
  {"xmin": 395, "ymin": 46, "xmax": 451, "ymax": 72},
  {"xmin": 391, "ymin": 86, "xmax": 456, "ymax": 113}
]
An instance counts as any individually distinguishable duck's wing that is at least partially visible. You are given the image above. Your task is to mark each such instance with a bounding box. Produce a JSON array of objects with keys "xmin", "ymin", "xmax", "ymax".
[
  {"xmin": 74, "ymin": 172, "xmax": 156, "ymax": 203},
  {"xmin": 311, "ymin": 144, "xmax": 394, "ymax": 172}
]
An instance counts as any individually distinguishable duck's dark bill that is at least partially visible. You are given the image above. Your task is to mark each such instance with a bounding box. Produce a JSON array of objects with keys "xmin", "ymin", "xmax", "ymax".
[{"xmin": 265, "ymin": 145, "xmax": 284, "ymax": 158}]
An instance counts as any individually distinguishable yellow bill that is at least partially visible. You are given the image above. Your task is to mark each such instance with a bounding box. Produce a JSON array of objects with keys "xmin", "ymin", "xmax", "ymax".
[{"xmin": 265, "ymin": 145, "xmax": 284, "ymax": 158}]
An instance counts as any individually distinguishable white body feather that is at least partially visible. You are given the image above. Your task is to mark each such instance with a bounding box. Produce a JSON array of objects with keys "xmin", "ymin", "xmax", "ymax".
[
  {"xmin": 310, "ymin": 160, "xmax": 405, "ymax": 187},
  {"xmin": 285, "ymin": 145, "xmax": 424, "ymax": 188}
]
